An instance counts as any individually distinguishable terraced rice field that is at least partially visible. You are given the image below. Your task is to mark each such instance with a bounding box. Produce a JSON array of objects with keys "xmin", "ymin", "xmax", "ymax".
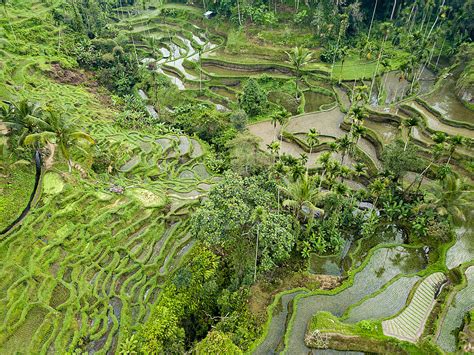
[
  {"xmin": 382, "ymin": 272, "xmax": 447, "ymax": 342},
  {"xmin": 254, "ymin": 246, "xmax": 426, "ymax": 354},
  {"xmin": 0, "ymin": 127, "xmax": 214, "ymax": 353},
  {"xmin": 343, "ymin": 276, "xmax": 421, "ymax": 323},
  {"xmin": 436, "ymin": 266, "xmax": 474, "ymax": 352}
]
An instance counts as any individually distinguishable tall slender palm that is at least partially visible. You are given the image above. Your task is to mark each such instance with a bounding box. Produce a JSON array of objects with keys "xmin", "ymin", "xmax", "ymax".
[
  {"xmin": 331, "ymin": 14, "xmax": 349, "ymax": 81},
  {"xmin": 369, "ymin": 177, "xmax": 388, "ymax": 209},
  {"xmin": 266, "ymin": 140, "xmax": 280, "ymax": 163},
  {"xmin": 366, "ymin": 0, "xmax": 378, "ymax": 42},
  {"xmin": 24, "ymin": 110, "xmax": 95, "ymax": 172},
  {"xmin": 424, "ymin": 175, "xmax": 473, "ymax": 226},
  {"xmin": 402, "ymin": 116, "xmax": 420, "ymax": 151},
  {"xmin": 285, "ymin": 47, "xmax": 313, "ymax": 99},
  {"xmin": 336, "ymin": 134, "xmax": 353, "ymax": 165},
  {"xmin": 306, "ymin": 128, "xmax": 319, "ymax": 155},
  {"xmin": 351, "ymin": 123, "xmax": 366, "ymax": 147},
  {"xmin": 338, "ymin": 46, "xmax": 349, "ymax": 84},
  {"xmin": 275, "ymin": 109, "xmax": 290, "ymax": 149}
]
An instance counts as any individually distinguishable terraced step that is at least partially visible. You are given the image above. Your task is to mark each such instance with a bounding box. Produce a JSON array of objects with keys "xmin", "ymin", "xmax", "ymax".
[{"xmin": 382, "ymin": 272, "xmax": 447, "ymax": 343}]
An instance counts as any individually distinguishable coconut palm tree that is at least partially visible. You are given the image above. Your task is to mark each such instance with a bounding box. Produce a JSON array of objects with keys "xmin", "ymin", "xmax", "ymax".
[
  {"xmin": 1, "ymin": 100, "xmax": 47, "ymax": 144},
  {"xmin": 424, "ymin": 174, "xmax": 473, "ymax": 226},
  {"xmin": 402, "ymin": 116, "xmax": 420, "ymax": 151},
  {"xmin": 279, "ymin": 174, "xmax": 325, "ymax": 221},
  {"xmin": 24, "ymin": 110, "xmax": 95, "ymax": 172},
  {"xmin": 285, "ymin": 47, "xmax": 313, "ymax": 99}
]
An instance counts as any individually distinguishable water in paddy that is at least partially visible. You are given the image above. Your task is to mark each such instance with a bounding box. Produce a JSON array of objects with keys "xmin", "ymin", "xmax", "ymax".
[
  {"xmin": 343, "ymin": 224, "xmax": 408, "ymax": 271},
  {"xmin": 436, "ymin": 266, "xmax": 474, "ymax": 352},
  {"xmin": 418, "ymin": 66, "xmax": 436, "ymax": 94},
  {"xmin": 304, "ymin": 91, "xmax": 334, "ymax": 112},
  {"xmin": 253, "ymin": 290, "xmax": 305, "ymax": 355},
  {"xmin": 343, "ymin": 275, "xmax": 421, "ymax": 323},
  {"xmin": 446, "ymin": 228, "xmax": 474, "ymax": 270},
  {"xmin": 380, "ymin": 71, "xmax": 409, "ymax": 104},
  {"xmin": 409, "ymin": 102, "xmax": 474, "ymax": 139},
  {"xmin": 363, "ymin": 119, "xmax": 398, "ymax": 144},
  {"xmin": 284, "ymin": 246, "xmax": 427, "ymax": 354},
  {"xmin": 425, "ymin": 77, "xmax": 474, "ymax": 125},
  {"xmin": 157, "ymin": 68, "xmax": 185, "ymax": 90},
  {"xmin": 309, "ymin": 254, "xmax": 342, "ymax": 276}
]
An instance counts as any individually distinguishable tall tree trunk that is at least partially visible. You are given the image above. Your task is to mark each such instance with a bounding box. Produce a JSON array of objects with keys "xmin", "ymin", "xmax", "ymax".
[
  {"xmin": 254, "ymin": 224, "xmax": 259, "ymax": 282},
  {"xmin": 237, "ymin": 0, "xmax": 242, "ymax": 26},
  {"xmin": 367, "ymin": 0, "xmax": 378, "ymax": 42},
  {"xmin": 390, "ymin": 0, "xmax": 397, "ymax": 20},
  {"xmin": 426, "ymin": 0, "xmax": 445, "ymax": 41}
]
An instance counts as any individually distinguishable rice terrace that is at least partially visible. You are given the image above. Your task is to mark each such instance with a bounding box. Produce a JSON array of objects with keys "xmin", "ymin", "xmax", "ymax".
[{"xmin": 0, "ymin": 0, "xmax": 473, "ymax": 353}]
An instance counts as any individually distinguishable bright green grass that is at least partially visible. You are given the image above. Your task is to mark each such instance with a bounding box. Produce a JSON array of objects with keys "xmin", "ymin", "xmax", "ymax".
[
  {"xmin": 0, "ymin": 2, "xmax": 215, "ymax": 353},
  {"xmin": 0, "ymin": 161, "xmax": 35, "ymax": 230}
]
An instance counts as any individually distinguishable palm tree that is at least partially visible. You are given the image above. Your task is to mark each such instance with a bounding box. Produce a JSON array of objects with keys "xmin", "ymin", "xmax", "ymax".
[
  {"xmin": 446, "ymin": 135, "xmax": 463, "ymax": 167},
  {"xmin": 402, "ymin": 116, "xmax": 420, "ymax": 151},
  {"xmin": 424, "ymin": 175, "xmax": 473, "ymax": 226},
  {"xmin": 266, "ymin": 140, "xmax": 280, "ymax": 163},
  {"xmin": 368, "ymin": 177, "xmax": 388, "ymax": 209},
  {"xmin": 24, "ymin": 110, "xmax": 95, "ymax": 172},
  {"xmin": 317, "ymin": 151, "xmax": 331, "ymax": 190},
  {"xmin": 338, "ymin": 46, "xmax": 349, "ymax": 84},
  {"xmin": 331, "ymin": 14, "xmax": 349, "ymax": 81},
  {"xmin": 276, "ymin": 110, "xmax": 290, "ymax": 147},
  {"xmin": 285, "ymin": 47, "xmax": 313, "ymax": 99},
  {"xmin": 290, "ymin": 163, "xmax": 305, "ymax": 182},
  {"xmin": 306, "ymin": 128, "xmax": 319, "ymax": 174},
  {"xmin": 366, "ymin": 0, "xmax": 378, "ymax": 42},
  {"xmin": 1, "ymin": 100, "xmax": 47, "ymax": 144},
  {"xmin": 279, "ymin": 174, "xmax": 325, "ymax": 220},
  {"xmin": 270, "ymin": 160, "xmax": 287, "ymax": 213},
  {"xmin": 351, "ymin": 123, "xmax": 366, "ymax": 146},
  {"xmin": 336, "ymin": 134, "xmax": 352, "ymax": 165},
  {"xmin": 353, "ymin": 162, "xmax": 367, "ymax": 179}
]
